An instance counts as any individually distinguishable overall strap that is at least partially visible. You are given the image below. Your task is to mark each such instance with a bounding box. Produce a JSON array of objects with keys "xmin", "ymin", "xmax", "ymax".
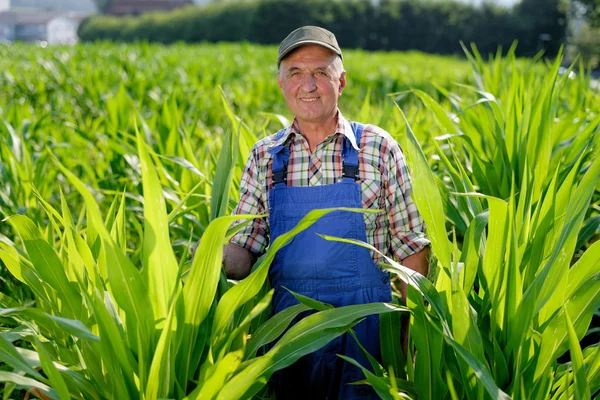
[
  {"xmin": 267, "ymin": 129, "xmax": 290, "ymax": 186},
  {"xmin": 342, "ymin": 121, "xmax": 364, "ymax": 182}
]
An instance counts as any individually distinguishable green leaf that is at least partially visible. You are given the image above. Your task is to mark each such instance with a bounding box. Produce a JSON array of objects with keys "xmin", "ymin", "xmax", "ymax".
[
  {"xmin": 564, "ymin": 307, "xmax": 591, "ymax": 400},
  {"xmin": 189, "ymin": 350, "xmax": 244, "ymax": 400},
  {"xmin": 50, "ymin": 150, "xmax": 150, "ymax": 396},
  {"xmin": 533, "ymin": 272, "xmax": 600, "ymax": 383},
  {"xmin": 83, "ymin": 289, "xmax": 134, "ymax": 398},
  {"xmin": 513, "ymin": 155, "xmax": 600, "ymax": 357},
  {"xmin": 0, "ymin": 307, "xmax": 99, "ymax": 342},
  {"xmin": 0, "ymin": 241, "xmax": 28, "ymax": 283},
  {"xmin": 0, "ymin": 242, "xmax": 50, "ymax": 303},
  {"xmin": 576, "ymin": 215, "xmax": 600, "ymax": 251},
  {"xmin": 33, "ymin": 337, "xmax": 71, "ymax": 400},
  {"xmin": 176, "ymin": 214, "xmax": 257, "ymax": 385},
  {"xmin": 109, "ymin": 190, "xmax": 128, "ymax": 254},
  {"xmin": 15, "ymin": 347, "xmax": 99, "ymax": 400},
  {"xmin": 145, "ymin": 295, "xmax": 178, "ymax": 400},
  {"xmin": 7, "ymin": 215, "xmax": 83, "ymax": 319},
  {"xmin": 395, "ymin": 103, "xmax": 452, "ymax": 271},
  {"xmin": 480, "ymin": 196, "xmax": 510, "ymax": 338},
  {"xmin": 0, "ymin": 336, "xmax": 45, "ymax": 381},
  {"xmin": 346, "ymin": 325, "xmax": 388, "ymax": 378},
  {"xmin": 338, "ymin": 354, "xmax": 406, "ymax": 400},
  {"xmin": 442, "ymin": 332, "xmax": 511, "ymax": 400},
  {"xmin": 459, "ymin": 211, "xmax": 488, "ymax": 292},
  {"xmin": 218, "ymin": 302, "xmax": 405, "ymax": 399},
  {"xmin": 379, "ymin": 299, "xmax": 406, "ymax": 379},
  {"xmin": 0, "ymin": 371, "xmax": 58, "ymax": 400},
  {"xmin": 409, "ymin": 285, "xmax": 442, "ymax": 400},
  {"xmin": 320, "ymin": 235, "xmax": 446, "ymax": 321},
  {"xmin": 58, "ymin": 190, "xmax": 99, "ymax": 291},
  {"xmin": 136, "ymin": 121, "xmax": 180, "ymax": 323},
  {"xmin": 244, "ymin": 303, "xmax": 311, "ymax": 360},
  {"xmin": 567, "ymin": 240, "xmax": 600, "ymax": 300},
  {"xmin": 449, "ymin": 281, "xmax": 487, "ymax": 394},
  {"xmin": 290, "ymin": 290, "xmax": 332, "ymax": 312},
  {"xmin": 214, "ymin": 289, "xmax": 274, "ymax": 361},
  {"xmin": 585, "ymin": 343, "xmax": 600, "ymax": 395},
  {"xmin": 212, "ymin": 90, "xmax": 241, "ymax": 220},
  {"xmin": 412, "ymin": 89, "xmax": 460, "ymax": 137}
]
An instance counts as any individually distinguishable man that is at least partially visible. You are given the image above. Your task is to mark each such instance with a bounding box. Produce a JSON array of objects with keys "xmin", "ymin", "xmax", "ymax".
[{"xmin": 224, "ymin": 26, "xmax": 430, "ymax": 399}]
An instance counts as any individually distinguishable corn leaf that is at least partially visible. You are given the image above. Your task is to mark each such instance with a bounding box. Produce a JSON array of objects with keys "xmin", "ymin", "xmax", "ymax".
[
  {"xmin": 0, "ymin": 371, "xmax": 58, "ymax": 400},
  {"xmin": 217, "ymin": 302, "xmax": 404, "ymax": 399},
  {"xmin": 564, "ymin": 308, "xmax": 591, "ymax": 400},
  {"xmin": 244, "ymin": 302, "xmax": 311, "ymax": 360}
]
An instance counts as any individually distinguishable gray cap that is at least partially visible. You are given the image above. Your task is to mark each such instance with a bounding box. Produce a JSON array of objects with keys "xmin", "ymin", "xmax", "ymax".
[{"xmin": 277, "ymin": 26, "xmax": 342, "ymax": 66}]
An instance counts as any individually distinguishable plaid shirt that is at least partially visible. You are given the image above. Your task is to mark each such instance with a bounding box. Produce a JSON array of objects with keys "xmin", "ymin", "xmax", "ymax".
[{"xmin": 230, "ymin": 111, "xmax": 429, "ymax": 264}]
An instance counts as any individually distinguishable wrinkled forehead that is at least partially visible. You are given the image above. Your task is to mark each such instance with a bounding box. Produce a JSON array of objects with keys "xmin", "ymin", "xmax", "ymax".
[{"xmin": 279, "ymin": 45, "xmax": 339, "ymax": 70}]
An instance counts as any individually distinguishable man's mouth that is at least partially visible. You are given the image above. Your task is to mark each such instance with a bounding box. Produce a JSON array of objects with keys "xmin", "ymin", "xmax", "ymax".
[{"xmin": 300, "ymin": 97, "xmax": 319, "ymax": 102}]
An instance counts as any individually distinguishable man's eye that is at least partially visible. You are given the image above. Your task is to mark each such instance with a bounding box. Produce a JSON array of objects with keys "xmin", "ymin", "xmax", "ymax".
[{"xmin": 316, "ymin": 71, "xmax": 328, "ymax": 77}]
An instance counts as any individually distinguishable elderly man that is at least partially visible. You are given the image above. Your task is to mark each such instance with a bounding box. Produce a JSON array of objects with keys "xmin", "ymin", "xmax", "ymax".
[{"xmin": 224, "ymin": 26, "xmax": 430, "ymax": 399}]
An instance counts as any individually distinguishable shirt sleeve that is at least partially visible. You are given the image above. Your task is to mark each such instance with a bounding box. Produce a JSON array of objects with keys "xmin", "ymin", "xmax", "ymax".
[
  {"xmin": 384, "ymin": 139, "xmax": 430, "ymax": 260},
  {"xmin": 229, "ymin": 147, "xmax": 269, "ymax": 256}
]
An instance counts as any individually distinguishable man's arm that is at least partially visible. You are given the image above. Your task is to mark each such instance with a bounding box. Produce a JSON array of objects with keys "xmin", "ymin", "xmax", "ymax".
[
  {"xmin": 223, "ymin": 243, "xmax": 257, "ymax": 280},
  {"xmin": 223, "ymin": 144, "xmax": 267, "ymax": 280},
  {"xmin": 383, "ymin": 136, "xmax": 432, "ymax": 353},
  {"xmin": 398, "ymin": 246, "xmax": 430, "ymax": 301},
  {"xmin": 382, "ymin": 134, "xmax": 431, "ymax": 316},
  {"xmin": 384, "ymin": 137, "xmax": 431, "ymax": 282}
]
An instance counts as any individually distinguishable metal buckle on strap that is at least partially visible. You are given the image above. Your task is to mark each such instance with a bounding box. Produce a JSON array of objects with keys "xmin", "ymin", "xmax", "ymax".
[
  {"xmin": 342, "ymin": 164, "xmax": 359, "ymax": 180},
  {"xmin": 273, "ymin": 169, "xmax": 287, "ymax": 185}
]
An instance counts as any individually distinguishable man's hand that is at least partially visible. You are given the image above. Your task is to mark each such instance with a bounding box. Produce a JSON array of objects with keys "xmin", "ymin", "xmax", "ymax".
[
  {"xmin": 222, "ymin": 243, "xmax": 257, "ymax": 280},
  {"xmin": 192, "ymin": 240, "xmax": 257, "ymax": 280}
]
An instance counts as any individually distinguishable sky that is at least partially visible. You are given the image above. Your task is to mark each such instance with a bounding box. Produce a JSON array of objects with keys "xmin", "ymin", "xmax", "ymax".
[{"xmin": 461, "ymin": 0, "xmax": 520, "ymax": 6}]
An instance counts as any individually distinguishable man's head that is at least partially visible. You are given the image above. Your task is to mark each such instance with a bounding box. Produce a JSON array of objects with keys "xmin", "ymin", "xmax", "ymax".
[{"xmin": 277, "ymin": 26, "xmax": 346, "ymax": 127}]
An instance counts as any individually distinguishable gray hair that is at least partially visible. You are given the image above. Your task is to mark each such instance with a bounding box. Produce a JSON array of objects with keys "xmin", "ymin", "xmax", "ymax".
[{"xmin": 331, "ymin": 56, "xmax": 345, "ymax": 75}]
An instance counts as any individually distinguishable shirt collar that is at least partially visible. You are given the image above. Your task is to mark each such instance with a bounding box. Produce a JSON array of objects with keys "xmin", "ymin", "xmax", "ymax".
[{"xmin": 268, "ymin": 110, "xmax": 361, "ymax": 151}]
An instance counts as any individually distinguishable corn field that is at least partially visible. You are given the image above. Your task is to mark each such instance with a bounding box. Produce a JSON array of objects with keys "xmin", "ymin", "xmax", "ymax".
[{"xmin": 0, "ymin": 41, "xmax": 599, "ymax": 399}]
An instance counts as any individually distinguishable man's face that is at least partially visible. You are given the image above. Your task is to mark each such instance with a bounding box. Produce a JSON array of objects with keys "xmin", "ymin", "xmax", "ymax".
[{"xmin": 278, "ymin": 45, "xmax": 346, "ymax": 127}]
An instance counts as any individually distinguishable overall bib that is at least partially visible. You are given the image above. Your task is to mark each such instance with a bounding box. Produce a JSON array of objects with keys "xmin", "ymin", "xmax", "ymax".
[{"xmin": 267, "ymin": 122, "xmax": 392, "ymax": 399}]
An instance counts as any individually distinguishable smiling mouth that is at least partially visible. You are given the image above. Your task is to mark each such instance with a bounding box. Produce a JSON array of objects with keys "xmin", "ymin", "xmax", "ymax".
[{"xmin": 300, "ymin": 97, "xmax": 319, "ymax": 102}]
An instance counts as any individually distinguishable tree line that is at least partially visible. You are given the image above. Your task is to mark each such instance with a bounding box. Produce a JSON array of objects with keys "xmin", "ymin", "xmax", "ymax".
[{"xmin": 79, "ymin": 0, "xmax": 567, "ymax": 57}]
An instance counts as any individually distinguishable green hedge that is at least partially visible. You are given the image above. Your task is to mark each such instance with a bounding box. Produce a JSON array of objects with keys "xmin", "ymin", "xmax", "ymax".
[{"xmin": 78, "ymin": 0, "xmax": 565, "ymax": 57}]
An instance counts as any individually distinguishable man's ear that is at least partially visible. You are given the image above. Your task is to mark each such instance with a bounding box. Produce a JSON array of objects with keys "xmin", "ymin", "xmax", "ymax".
[{"xmin": 338, "ymin": 71, "xmax": 347, "ymax": 95}]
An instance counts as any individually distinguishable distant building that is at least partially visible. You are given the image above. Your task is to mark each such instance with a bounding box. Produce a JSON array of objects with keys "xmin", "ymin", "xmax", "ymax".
[
  {"xmin": 106, "ymin": 0, "xmax": 193, "ymax": 16},
  {"xmin": 0, "ymin": 10, "xmax": 86, "ymax": 44},
  {"xmin": 0, "ymin": 0, "xmax": 95, "ymax": 43},
  {"xmin": 0, "ymin": 0, "xmax": 97, "ymax": 13}
]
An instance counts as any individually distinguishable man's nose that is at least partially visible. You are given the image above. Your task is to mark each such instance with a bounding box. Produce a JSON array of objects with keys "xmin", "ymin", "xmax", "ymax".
[{"xmin": 300, "ymin": 74, "xmax": 317, "ymax": 92}]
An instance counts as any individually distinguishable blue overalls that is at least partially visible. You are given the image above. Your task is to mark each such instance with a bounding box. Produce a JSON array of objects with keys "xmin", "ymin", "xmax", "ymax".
[{"xmin": 267, "ymin": 122, "xmax": 392, "ymax": 399}]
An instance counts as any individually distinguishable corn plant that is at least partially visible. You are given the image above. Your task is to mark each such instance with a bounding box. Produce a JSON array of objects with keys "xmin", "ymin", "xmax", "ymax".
[
  {"xmin": 1, "ymin": 41, "xmax": 600, "ymax": 399},
  {"xmin": 399, "ymin": 101, "xmax": 600, "ymax": 399}
]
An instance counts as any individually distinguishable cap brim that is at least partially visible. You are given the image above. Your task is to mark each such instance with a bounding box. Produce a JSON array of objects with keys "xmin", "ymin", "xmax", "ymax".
[{"xmin": 278, "ymin": 40, "xmax": 342, "ymax": 65}]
